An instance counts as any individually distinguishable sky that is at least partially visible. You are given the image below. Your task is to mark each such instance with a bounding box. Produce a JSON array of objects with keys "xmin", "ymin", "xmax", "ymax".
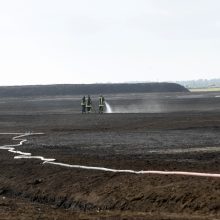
[{"xmin": 0, "ymin": 0, "xmax": 220, "ymax": 85}]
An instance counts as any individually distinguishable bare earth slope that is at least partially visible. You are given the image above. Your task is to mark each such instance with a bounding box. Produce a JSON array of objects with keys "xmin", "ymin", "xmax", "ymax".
[
  {"xmin": 0, "ymin": 83, "xmax": 188, "ymax": 97},
  {"xmin": 0, "ymin": 92, "xmax": 219, "ymax": 219}
]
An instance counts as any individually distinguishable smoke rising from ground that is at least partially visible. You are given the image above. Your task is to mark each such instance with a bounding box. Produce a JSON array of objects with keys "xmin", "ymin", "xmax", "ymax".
[
  {"xmin": 105, "ymin": 100, "xmax": 163, "ymax": 113},
  {"xmin": 112, "ymin": 102, "xmax": 163, "ymax": 113},
  {"xmin": 104, "ymin": 92, "xmax": 220, "ymax": 113}
]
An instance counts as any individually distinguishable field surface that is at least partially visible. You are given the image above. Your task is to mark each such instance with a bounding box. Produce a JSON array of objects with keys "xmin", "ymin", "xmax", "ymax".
[{"xmin": 0, "ymin": 91, "xmax": 220, "ymax": 219}]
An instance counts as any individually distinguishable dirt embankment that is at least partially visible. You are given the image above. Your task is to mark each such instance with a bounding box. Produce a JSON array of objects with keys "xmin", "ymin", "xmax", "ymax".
[{"xmin": 0, "ymin": 83, "xmax": 188, "ymax": 97}]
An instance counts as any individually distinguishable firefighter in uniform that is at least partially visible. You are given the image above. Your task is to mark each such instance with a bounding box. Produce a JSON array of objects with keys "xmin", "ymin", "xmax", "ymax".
[
  {"xmin": 99, "ymin": 95, "xmax": 105, "ymax": 114},
  {"xmin": 86, "ymin": 95, "xmax": 92, "ymax": 113},
  {"xmin": 81, "ymin": 96, "xmax": 86, "ymax": 113}
]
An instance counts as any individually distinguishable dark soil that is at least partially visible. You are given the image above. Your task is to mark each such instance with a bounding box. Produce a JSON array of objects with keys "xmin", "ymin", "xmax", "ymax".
[{"xmin": 0, "ymin": 92, "xmax": 219, "ymax": 219}]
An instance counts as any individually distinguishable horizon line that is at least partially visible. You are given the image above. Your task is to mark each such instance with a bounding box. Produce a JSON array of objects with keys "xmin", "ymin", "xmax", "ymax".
[{"xmin": 0, "ymin": 78, "xmax": 219, "ymax": 87}]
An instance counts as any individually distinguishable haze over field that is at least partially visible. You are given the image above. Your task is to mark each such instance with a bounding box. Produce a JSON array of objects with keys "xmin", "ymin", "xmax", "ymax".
[{"xmin": 0, "ymin": 0, "xmax": 220, "ymax": 85}]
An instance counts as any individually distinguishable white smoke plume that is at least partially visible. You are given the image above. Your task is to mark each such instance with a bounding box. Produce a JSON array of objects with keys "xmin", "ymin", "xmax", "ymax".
[{"xmin": 105, "ymin": 101, "xmax": 163, "ymax": 113}]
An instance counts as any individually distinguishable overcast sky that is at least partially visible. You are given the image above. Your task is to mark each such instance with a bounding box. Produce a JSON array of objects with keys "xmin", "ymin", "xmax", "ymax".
[{"xmin": 0, "ymin": 0, "xmax": 219, "ymax": 85}]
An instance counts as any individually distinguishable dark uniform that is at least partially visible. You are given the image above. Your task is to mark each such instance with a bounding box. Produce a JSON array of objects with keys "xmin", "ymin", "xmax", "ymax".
[
  {"xmin": 86, "ymin": 95, "xmax": 92, "ymax": 113},
  {"xmin": 81, "ymin": 96, "xmax": 86, "ymax": 113},
  {"xmin": 99, "ymin": 95, "xmax": 105, "ymax": 114}
]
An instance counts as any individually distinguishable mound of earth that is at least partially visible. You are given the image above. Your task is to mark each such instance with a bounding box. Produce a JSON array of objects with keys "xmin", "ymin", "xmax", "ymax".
[{"xmin": 0, "ymin": 83, "xmax": 188, "ymax": 97}]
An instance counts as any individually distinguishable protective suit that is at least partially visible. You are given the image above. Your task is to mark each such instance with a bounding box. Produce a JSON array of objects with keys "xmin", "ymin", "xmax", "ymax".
[
  {"xmin": 81, "ymin": 96, "xmax": 86, "ymax": 113},
  {"xmin": 86, "ymin": 95, "xmax": 92, "ymax": 113},
  {"xmin": 99, "ymin": 95, "xmax": 105, "ymax": 114}
]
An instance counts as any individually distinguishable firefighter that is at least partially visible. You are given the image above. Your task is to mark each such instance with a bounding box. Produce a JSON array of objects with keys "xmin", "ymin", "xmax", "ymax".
[
  {"xmin": 99, "ymin": 95, "xmax": 105, "ymax": 114},
  {"xmin": 86, "ymin": 95, "xmax": 92, "ymax": 113},
  {"xmin": 81, "ymin": 96, "xmax": 86, "ymax": 114}
]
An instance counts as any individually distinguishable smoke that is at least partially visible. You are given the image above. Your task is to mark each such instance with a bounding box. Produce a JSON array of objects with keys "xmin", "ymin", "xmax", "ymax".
[
  {"xmin": 104, "ymin": 100, "xmax": 163, "ymax": 113},
  {"xmin": 111, "ymin": 102, "xmax": 163, "ymax": 113},
  {"xmin": 102, "ymin": 93, "xmax": 220, "ymax": 113}
]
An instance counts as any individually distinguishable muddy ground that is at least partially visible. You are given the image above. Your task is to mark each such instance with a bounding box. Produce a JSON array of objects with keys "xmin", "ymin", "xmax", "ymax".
[{"xmin": 0, "ymin": 92, "xmax": 220, "ymax": 219}]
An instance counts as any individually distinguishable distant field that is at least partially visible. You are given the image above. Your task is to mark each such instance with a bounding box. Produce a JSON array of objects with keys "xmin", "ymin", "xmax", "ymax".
[{"xmin": 190, "ymin": 87, "xmax": 220, "ymax": 92}]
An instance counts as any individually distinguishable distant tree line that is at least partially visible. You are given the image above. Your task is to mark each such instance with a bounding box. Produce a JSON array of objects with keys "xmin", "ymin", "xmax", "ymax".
[{"xmin": 176, "ymin": 79, "xmax": 220, "ymax": 89}]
